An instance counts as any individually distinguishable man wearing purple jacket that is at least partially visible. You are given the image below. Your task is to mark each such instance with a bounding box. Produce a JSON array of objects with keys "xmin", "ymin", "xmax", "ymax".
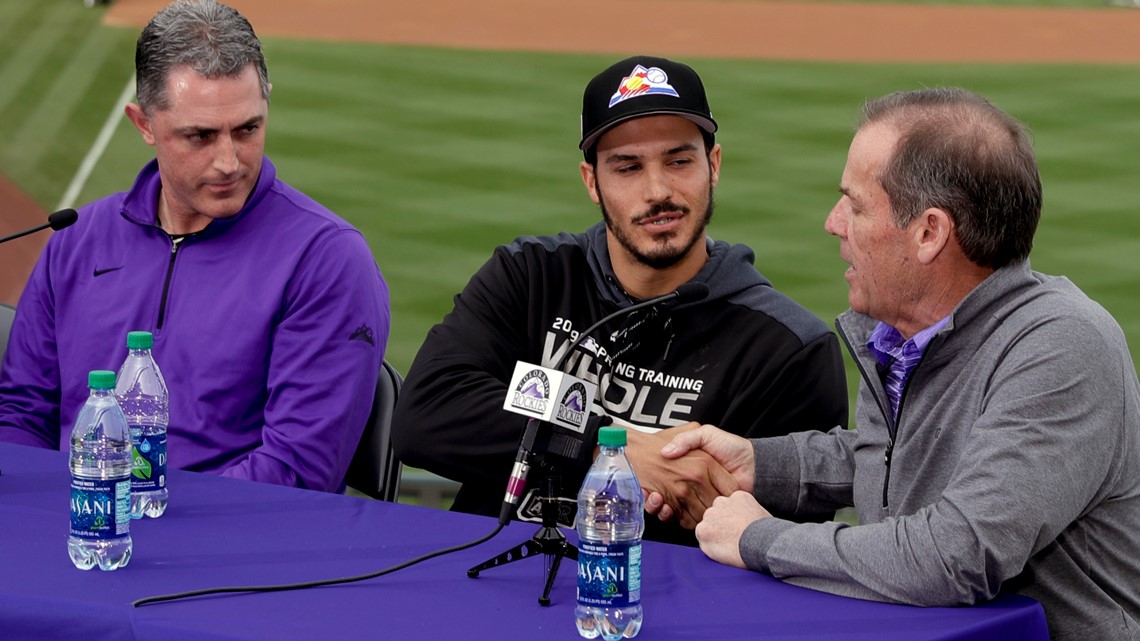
[{"xmin": 0, "ymin": 0, "xmax": 389, "ymax": 492}]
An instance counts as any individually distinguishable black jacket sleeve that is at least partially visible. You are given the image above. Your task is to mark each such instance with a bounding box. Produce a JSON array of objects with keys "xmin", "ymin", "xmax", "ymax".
[
  {"xmin": 734, "ymin": 331, "xmax": 849, "ymax": 438},
  {"xmin": 391, "ymin": 247, "xmax": 536, "ymax": 509}
]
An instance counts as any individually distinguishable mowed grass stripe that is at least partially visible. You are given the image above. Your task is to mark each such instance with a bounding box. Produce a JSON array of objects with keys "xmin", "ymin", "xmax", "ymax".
[
  {"xmin": 0, "ymin": 1, "xmax": 135, "ymax": 206},
  {"xmin": 10, "ymin": 23, "xmax": 128, "ymax": 171},
  {"xmin": 0, "ymin": 0, "xmax": 38, "ymax": 58},
  {"xmin": 0, "ymin": 1, "xmax": 85, "ymax": 119}
]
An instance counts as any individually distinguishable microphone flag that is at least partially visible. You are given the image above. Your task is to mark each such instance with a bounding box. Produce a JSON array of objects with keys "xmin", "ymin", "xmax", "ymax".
[{"xmin": 502, "ymin": 362, "xmax": 597, "ymax": 434}]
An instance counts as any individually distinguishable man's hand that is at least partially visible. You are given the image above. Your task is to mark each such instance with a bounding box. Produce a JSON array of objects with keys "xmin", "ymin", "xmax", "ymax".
[
  {"xmin": 661, "ymin": 423, "xmax": 755, "ymax": 491},
  {"xmin": 625, "ymin": 423, "xmax": 738, "ymax": 530},
  {"xmin": 645, "ymin": 423, "xmax": 756, "ymax": 524},
  {"xmin": 695, "ymin": 491, "xmax": 772, "ymax": 569}
]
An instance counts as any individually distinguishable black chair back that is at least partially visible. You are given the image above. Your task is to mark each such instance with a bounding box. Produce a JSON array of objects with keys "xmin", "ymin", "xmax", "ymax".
[
  {"xmin": 345, "ymin": 359, "xmax": 403, "ymax": 502},
  {"xmin": 0, "ymin": 303, "xmax": 15, "ymax": 375}
]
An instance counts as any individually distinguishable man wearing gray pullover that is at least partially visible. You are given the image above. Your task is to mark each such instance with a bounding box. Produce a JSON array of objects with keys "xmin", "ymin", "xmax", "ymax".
[{"xmin": 649, "ymin": 88, "xmax": 1140, "ymax": 641}]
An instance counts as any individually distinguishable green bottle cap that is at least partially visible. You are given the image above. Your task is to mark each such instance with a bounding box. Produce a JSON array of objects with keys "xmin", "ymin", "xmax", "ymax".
[
  {"xmin": 126, "ymin": 331, "xmax": 153, "ymax": 350},
  {"xmin": 598, "ymin": 426, "xmax": 626, "ymax": 447},
  {"xmin": 88, "ymin": 370, "xmax": 116, "ymax": 389}
]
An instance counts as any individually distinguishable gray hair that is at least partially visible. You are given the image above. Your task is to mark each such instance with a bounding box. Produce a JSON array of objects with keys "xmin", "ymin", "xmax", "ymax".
[
  {"xmin": 860, "ymin": 87, "xmax": 1042, "ymax": 269},
  {"xmin": 135, "ymin": 0, "xmax": 270, "ymax": 113}
]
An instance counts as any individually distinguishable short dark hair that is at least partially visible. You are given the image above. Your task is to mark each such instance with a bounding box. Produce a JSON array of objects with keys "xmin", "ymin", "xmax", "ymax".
[
  {"xmin": 135, "ymin": 0, "xmax": 270, "ymax": 113},
  {"xmin": 860, "ymin": 87, "xmax": 1042, "ymax": 269}
]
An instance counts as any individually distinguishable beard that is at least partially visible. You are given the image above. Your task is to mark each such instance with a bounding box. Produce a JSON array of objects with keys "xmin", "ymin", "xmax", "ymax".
[{"xmin": 599, "ymin": 180, "xmax": 715, "ymax": 270}]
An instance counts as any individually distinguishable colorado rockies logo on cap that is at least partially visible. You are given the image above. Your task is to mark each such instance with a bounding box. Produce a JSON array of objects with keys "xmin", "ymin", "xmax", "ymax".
[{"xmin": 609, "ymin": 65, "xmax": 680, "ymax": 108}]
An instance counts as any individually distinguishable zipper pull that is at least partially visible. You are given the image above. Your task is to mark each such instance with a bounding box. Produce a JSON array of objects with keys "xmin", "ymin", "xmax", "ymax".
[{"xmin": 881, "ymin": 437, "xmax": 894, "ymax": 509}]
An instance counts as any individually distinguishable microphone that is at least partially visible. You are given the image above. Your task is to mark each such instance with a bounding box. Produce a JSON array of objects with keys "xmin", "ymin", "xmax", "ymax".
[
  {"xmin": 496, "ymin": 281, "xmax": 710, "ymax": 525},
  {"xmin": 554, "ymin": 281, "xmax": 709, "ymax": 371},
  {"xmin": 499, "ymin": 365, "xmax": 597, "ymax": 524},
  {"xmin": 0, "ymin": 209, "xmax": 79, "ymax": 245}
]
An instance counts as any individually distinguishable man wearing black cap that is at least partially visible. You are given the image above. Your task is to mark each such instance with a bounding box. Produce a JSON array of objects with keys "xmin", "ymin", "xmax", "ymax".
[{"xmin": 392, "ymin": 56, "xmax": 848, "ymax": 545}]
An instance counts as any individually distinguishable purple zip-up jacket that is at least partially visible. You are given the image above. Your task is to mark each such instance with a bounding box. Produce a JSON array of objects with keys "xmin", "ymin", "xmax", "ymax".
[{"xmin": 0, "ymin": 157, "xmax": 389, "ymax": 492}]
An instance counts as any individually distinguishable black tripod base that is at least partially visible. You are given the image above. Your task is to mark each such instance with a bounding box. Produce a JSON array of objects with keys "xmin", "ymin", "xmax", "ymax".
[{"xmin": 467, "ymin": 526, "xmax": 578, "ymax": 606}]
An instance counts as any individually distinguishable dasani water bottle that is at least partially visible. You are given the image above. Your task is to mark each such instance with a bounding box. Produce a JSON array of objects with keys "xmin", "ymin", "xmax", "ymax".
[
  {"xmin": 576, "ymin": 426, "xmax": 644, "ymax": 639},
  {"xmin": 115, "ymin": 330, "xmax": 169, "ymax": 518},
  {"xmin": 68, "ymin": 370, "xmax": 133, "ymax": 570}
]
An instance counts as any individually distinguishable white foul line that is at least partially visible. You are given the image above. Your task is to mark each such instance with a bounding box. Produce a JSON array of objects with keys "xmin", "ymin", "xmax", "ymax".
[{"xmin": 56, "ymin": 73, "xmax": 136, "ymax": 212}]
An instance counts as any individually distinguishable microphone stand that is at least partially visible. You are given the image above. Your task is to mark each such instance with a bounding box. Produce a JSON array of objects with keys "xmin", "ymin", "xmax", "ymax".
[{"xmin": 466, "ymin": 459, "xmax": 576, "ymax": 606}]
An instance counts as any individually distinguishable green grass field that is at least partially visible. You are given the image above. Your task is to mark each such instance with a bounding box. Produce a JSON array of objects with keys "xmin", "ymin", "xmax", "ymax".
[{"xmin": 2, "ymin": 0, "xmax": 1139, "ymax": 414}]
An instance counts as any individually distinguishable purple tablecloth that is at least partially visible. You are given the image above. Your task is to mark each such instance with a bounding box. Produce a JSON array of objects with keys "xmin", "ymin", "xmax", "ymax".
[{"xmin": 0, "ymin": 442, "xmax": 1049, "ymax": 641}]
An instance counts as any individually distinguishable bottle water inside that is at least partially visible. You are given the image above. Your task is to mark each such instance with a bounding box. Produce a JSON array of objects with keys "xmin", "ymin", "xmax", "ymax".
[
  {"xmin": 576, "ymin": 426, "xmax": 644, "ymax": 639},
  {"xmin": 115, "ymin": 330, "xmax": 169, "ymax": 518},
  {"xmin": 68, "ymin": 370, "xmax": 133, "ymax": 571}
]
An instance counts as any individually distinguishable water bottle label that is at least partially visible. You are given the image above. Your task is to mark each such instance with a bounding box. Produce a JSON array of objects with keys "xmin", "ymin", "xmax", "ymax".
[
  {"xmin": 130, "ymin": 427, "xmax": 167, "ymax": 492},
  {"xmin": 577, "ymin": 541, "xmax": 641, "ymax": 607},
  {"xmin": 70, "ymin": 477, "xmax": 131, "ymax": 540}
]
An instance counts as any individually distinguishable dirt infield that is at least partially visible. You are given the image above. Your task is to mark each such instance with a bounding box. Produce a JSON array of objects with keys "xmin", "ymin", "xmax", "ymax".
[
  {"xmin": 0, "ymin": 175, "xmax": 48, "ymax": 306},
  {"xmin": 103, "ymin": 0, "xmax": 1140, "ymax": 64},
  {"xmin": 3, "ymin": 0, "xmax": 1137, "ymax": 305}
]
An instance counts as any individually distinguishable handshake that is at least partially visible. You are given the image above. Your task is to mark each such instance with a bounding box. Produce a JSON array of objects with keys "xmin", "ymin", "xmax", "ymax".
[{"xmin": 628, "ymin": 423, "xmax": 772, "ymax": 569}]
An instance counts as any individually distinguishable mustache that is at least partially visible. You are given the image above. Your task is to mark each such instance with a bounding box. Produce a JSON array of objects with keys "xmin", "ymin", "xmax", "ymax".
[{"xmin": 632, "ymin": 200, "xmax": 691, "ymax": 223}]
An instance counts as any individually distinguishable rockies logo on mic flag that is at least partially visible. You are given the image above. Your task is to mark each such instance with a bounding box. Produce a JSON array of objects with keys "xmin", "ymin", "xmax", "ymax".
[{"xmin": 503, "ymin": 362, "xmax": 596, "ymax": 433}]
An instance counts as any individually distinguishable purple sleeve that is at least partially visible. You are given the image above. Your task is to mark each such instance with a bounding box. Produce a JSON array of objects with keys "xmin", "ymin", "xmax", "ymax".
[
  {"xmin": 218, "ymin": 229, "xmax": 389, "ymax": 491},
  {"xmin": 0, "ymin": 240, "xmax": 63, "ymax": 449}
]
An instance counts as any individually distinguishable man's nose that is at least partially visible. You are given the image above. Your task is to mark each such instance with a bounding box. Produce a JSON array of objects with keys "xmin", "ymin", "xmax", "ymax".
[
  {"xmin": 214, "ymin": 135, "xmax": 240, "ymax": 174},
  {"xmin": 643, "ymin": 166, "xmax": 673, "ymax": 204},
  {"xmin": 824, "ymin": 201, "xmax": 847, "ymax": 237}
]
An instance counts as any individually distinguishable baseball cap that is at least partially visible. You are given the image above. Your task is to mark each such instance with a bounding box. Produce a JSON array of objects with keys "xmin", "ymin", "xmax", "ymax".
[{"xmin": 579, "ymin": 55, "xmax": 717, "ymax": 157}]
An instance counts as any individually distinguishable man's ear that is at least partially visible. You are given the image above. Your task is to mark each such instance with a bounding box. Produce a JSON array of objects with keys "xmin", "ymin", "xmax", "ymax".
[
  {"xmin": 580, "ymin": 161, "xmax": 601, "ymax": 206},
  {"xmin": 707, "ymin": 143, "xmax": 721, "ymax": 189},
  {"xmin": 124, "ymin": 103, "xmax": 156, "ymax": 147},
  {"xmin": 913, "ymin": 207, "xmax": 953, "ymax": 265}
]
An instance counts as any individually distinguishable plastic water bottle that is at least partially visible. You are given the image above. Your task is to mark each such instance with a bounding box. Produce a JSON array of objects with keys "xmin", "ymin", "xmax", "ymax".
[
  {"xmin": 115, "ymin": 330, "xmax": 169, "ymax": 519},
  {"xmin": 576, "ymin": 426, "xmax": 644, "ymax": 640},
  {"xmin": 68, "ymin": 370, "xmax": 133, "ymax": 571}
]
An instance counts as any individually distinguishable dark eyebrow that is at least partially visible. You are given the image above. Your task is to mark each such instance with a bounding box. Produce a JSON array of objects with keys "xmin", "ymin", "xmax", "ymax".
[
  {"xmin": 173, "ymin": 125, "xmax": 218, "ymax": 137},
  {"xmin": 666, "ymin": 143, "xmax": 700, "ymax": 155},
  {"xmin": 603, "ymin": 152, "xmax": 641, "ymax": 166},
  {"xmin": 173, "ymin": 115, "xmax": 264, "ymax": 137},
  {"xmin": 602, "ymin": 142, "xmax": 701, "ymax": 166},
  {"xmin": 236, "ymin": 115, "xmax": 265, "ymax": 129}
]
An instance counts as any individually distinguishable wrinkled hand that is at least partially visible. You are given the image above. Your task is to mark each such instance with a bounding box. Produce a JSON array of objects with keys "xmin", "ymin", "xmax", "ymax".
[
  {"xmin": 626, "ymin": 423, "xmax": 738, "ymax": 530},
  {"xmin": 646, "ymin": 423, "xmax": 756, "ymax": 524},
  {"xmin": 695, "ymin": 491, "xmax": 772, "ymax": 569}
]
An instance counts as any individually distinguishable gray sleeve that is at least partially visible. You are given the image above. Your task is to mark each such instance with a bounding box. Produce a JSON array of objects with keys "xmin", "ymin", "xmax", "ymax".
[
  {"xmin": 751, "ymin": 313, "xmax": 1128, "ymax": 606},
  {"xmin": 753, "ymin": 426, "xmax": 859, "ymax": 516}
]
